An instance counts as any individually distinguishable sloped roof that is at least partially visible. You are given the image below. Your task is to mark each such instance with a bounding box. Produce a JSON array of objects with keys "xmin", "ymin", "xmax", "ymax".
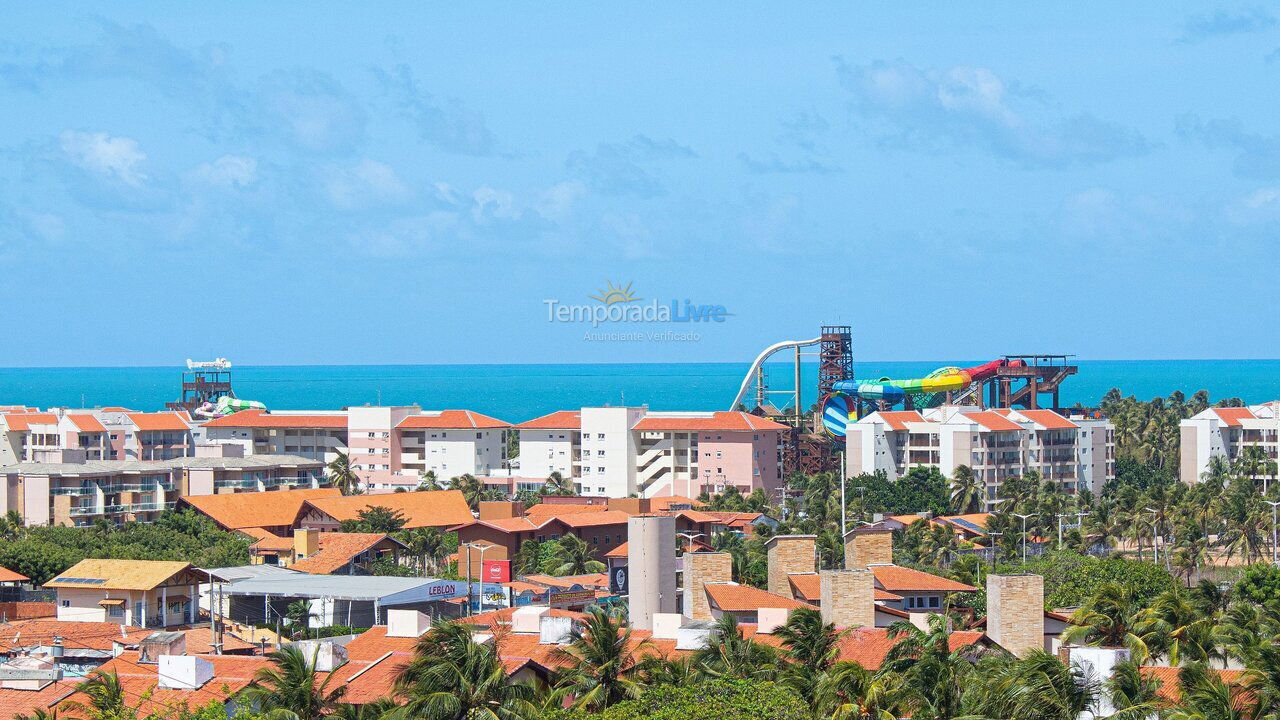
[
  {"xmin": 125, "ymin": 412, "xmax": 190, "ymax": 432},
  {"xmin": 0, "ymin": 566, "xmax": 28, "ymax": 583},
  {"xmin": 55, "ymin": 651, "xmax": 268, "ymax": 717},
  {"xmin": 0, "ymin": 675, "xmax": 79, "ymax": 718},
  {"xmin": 290, "ymin": 533, "xmax": 396, "ymax": 574},
  {"xmin": 1139, "ymin": 666, "xmax": 1247, "ymax": 703},
  {"xmin": 203, "ymin": 409, "xmax": 348, "ymax": 428},
  {"xmin": 0, "ymin": 619, "xmax": 253, "ymax": 654},
  {"xmin": 239, "ymin": 527, "xmax": 293, "ymax": 552},
  {"xmin": 961, "ymin": 411, "xmax": 1024, "ymax": 433},
  {"xmin": 1212, "ymin": 407, "xmax": 1256, "ymax": 427},
  {"xmin": 743, "ymin": 626, "xmax": 985, "ymax": 670},
  {"xmin": 514, "ymin": 411, "xmax": 582, "ymax": 430},
  {"xmin": 45, "ymin": 559, "xmax": 193, "ymax": 591},
  {"xmin": 869, "ymin": 565, "xmax": 978, "ymax": 593},
  {"xmin": 67, "ymin": 414, "xmax": 107, "ymax": 432},
  {"xmin": 633, "ymin": 411, "xmax": 789, "ymax": 432},
  {"xmin": 786, "ymin": 573, "xmax": 902, "ymax": 602},
  {"xmin": 1017, "ymin": 409, "xmax": 1078, "ymax": 430},
  {"xmin": 704, "ymin": 582, "xmax": 813, "ymax": 612},
  {"xmin": 2, "ymin": 413, "xmax": 58, "ymax": 431},
  {"xmin": 303, "ymin": 490, "xmax": 474, "ymax": 529},
  {"xmin": 876, "ymin": 411, "xmax": 927, "ymax": 432},
  {"xmin": 396, "ymin": 410, "xmax": 510, "ymax": 429},
  {"xmin": 180, "ymin": 487, "xmax": 341, "ymax": 530}
]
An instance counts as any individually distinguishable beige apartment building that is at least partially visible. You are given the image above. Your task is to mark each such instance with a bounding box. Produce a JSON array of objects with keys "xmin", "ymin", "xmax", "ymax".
[
  {"xmin": 845, "ymin": 406, "xmax": 1114, "ymax": 507},
  {"xmin": 1179, "ymin": 403, "xmax": 1280, "ymax": 484}
]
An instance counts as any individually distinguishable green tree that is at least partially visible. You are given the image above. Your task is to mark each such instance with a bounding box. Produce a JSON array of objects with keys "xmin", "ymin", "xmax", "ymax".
[
  {"xmin": 948, "ymin": 465, "xmax": 982, "ymax": 515},
  {"xmin": 549, "ymin": 534, "xmax": 606, "ymax": 576},
  {"xmin": 1062, "ymin": 582, "xmax": 1150, "ymax": 663},
  {"xmin": 327, "ymin": 451, "xmax": 360, "ymax": 495},
  {"xmin": 773, "ymin": 607, "xmax": 843, "ymax": 704},
  {"xmin": 62, "ymin": 671, "xmax": 130, "ymax": 720},
  {"xmin": 241, "ymin": 645, "xmax": 346, "ymax": 718},
  {"xmin": 554, "ymin": 606, "xmax": 647, "ymax": 711},
  {"xmin": 394, "ymin": 620, "xmax": 537, "ymax": 720},
  {"xmin": 339, "ymin": 506, "xmax": 408, "ymax": 534}
]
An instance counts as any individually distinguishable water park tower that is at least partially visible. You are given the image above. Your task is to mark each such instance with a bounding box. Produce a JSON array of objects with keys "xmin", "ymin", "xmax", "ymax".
[{"xmin": 166, "ymin": 358, "xmax": 236, "ymax": 412}]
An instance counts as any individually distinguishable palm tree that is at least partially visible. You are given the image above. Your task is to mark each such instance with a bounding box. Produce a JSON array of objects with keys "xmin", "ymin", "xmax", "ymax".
[
  {"xmin": 949, "ymin": 465, "xmax": 982, "ymax": 515},
  {"xmin": 395, "ymin": 620, "xmax": 537, "ymax": 720},
  {"xmin": 284, "ymin": 599, "xmax": 316, "ymax": 639},
  {"xmin": 417, "ymin": 469, "xmax": 442, "ymax": 491},
  {"xmin": 1168, "ymin": 663, "xmax": 1251, "ymax": 720},
  {"xmin": 542, "ymin": 471, "xmax": 576, "ymax": 496},
  {"xmin": 774, "ymin": 607, "xmax": 844, "ymax": 703},
  {"xmin": 62, "ymin": 671, "xmax": 128, "ymax": 720},
  {"xmin": 449, "ymin": 474, "xmax": 487, "ymax": 511},
  {"xmin": 241, "ymin": 645, "xmax": 346, "ymax": 718},
  {"xmin": 814, "ymin": 661, "xmax": 907, "ymax": 720},
  {"xmin": 692, "ymin": 613, "xmax": 778, "ymax": 680},
  {"xmin": 959, "ymin": 651, "xmax": 1098, "ymax": 720},
  {"xmin": 1062, "ymin": 582, "xmax": 1150, "ymax": 664},
  {"xmin": 327, "ymin": 451, "xmax": 360, "ymax": 495},
  {"xmin": 553, "ymin": 606, "xmax": 647, "ymax": 711},
  {"xmin": 882, "ymin": 614, "xmax": 976, "ymax": 720},
  {"xmin": 0, "ymin": 509, "xmax": 25, "ymax": 540},
  {"xmin": 400, "ymin": 527, "xmax": 449, "ymax": 576},
  {"xmin": 1135, "ymin": 589, "xmax": 1217, "ymax": 666},
  {"xmin": 550, "ymin": 534, "xmax": 605, "ymax": 576},
  {"xmin": 1107, "ymin": 659, "xmax": 1164, "ymax": 720},
  {"xmin": 331, "ymin": 698, "xmax": 398, "ymax": 720},
  {"xmin": 633, "ymin": 654, "xmax": 699, "ymax": 687}
]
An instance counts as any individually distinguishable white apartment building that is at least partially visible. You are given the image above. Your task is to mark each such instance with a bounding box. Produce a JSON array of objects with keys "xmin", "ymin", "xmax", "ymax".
[
  {"xmin": 1179, "ymin": 402, "xmax": 1280, "ymax": 484},
  {"xmin": 514, "ymin": 407, "xmax": 787, "ymax": 499},
  {"xmin": 1, "ymin": 409, "xmax": 185, "ymax": 464},
  {"xmin": 201, "ymin": 406, "xmax": 509, "ymax": 491},
  {"xmin": 845, "ymin": 406, "xmax": 1114, "ymax": 508}
]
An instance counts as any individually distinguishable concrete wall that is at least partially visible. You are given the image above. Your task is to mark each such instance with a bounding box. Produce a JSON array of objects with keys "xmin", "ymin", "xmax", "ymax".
[{"xmin": 627, "ymin": 515, "xmax": 676, "ymax": 630}]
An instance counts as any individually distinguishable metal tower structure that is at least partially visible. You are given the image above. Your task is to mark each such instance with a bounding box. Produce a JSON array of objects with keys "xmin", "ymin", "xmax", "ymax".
[
  {"xmin": 817, "ymin": 325, "xmax": 852, "ymax": 400},
  {"xmin": 166, "ymin": 358, "xmax": 236, "ymax": 412}
]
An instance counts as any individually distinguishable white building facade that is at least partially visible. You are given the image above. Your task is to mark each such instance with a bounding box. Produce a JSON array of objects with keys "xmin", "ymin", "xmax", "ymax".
[{"xmin": 1179, "ymin": 403, "xmax": 1279, "ymax": 484}]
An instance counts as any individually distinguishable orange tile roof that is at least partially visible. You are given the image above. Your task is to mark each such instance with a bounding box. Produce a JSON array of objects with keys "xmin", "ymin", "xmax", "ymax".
[
  {"xmin": 505, "ymin": 581, "xmax": 550, "ymax": 594},
  {"xmin": 554, "ymin": 510, "xmax": 633, "ymax": 528},
  {"xmin": 633, "ymin": 411, "xmax": 789, "ymax": 432},
  {"xmin": 604, "ymin": 542, "xmax": 629, "ymax": 559},
  {"xmin": 0, "ymin": 566, "xmax": 28, "ymax": 583},
  {"xmin": 458, "ymin": 607, "xmax": 590, "ymax": 631},
  {"xmin": 786, "ymin": 573, "xmax": 900, "ymax": 602},
  {"xmin": 2, "ymin": 412, "xmax": 58, "ymax": 431},
  {"xmin": 66, "ymin": 414, "xmax": 107, "ymax": 432},
  {"xmin": 514, "ymin": 411, "xmax": 582, "ymax": 429},
  {"xmin": 525, "ymin": 503, "xmax": 610, "ymax": 517},
  {"xmin": 290, "ymin": 532, "xmax": 394, "ymax": 574},
  {"xmin": 0, "ymin": 676, "xmax": 80, "ymax": 718},
  {"xmin": 870, "ymin": 565, "xmax": 978, "ymax": 593},
  {"xmin": 126, "ymin": 412, "xmax": 190, "ymax": 432},
  {"xmin": 1017, "ymin": 409, "xmax": 1078, "ymax": 430},
  {"xmin": 521, "ymin": 573, "xmax": 610, "ymax": 589},
  {"xmin": 55, "ymin": 651, "xmax": 268, "ymax": 717},
  {"xmin": 340, "ymin": 650, "xmax": 412, "ymax": 704},
  {"xmin": 704, "ymin": 583, "xmax": 813, "ymax": 612},
  {"xmin": 344, "ymin": 625, "xmax": 419, "ymax": 661},
  {"xmin": 743, "ymin": 626, "xmax": 985, "ymax": 670},
  {"xmin": 1139, "ymin": 666, "xmax": 1247, "ymax": 703},
  {"xmin": 961, "ymin": 411, "xmax": 1024, "ymax": 433},
  {"xmin": 180, "ymin": 487, "xmax": 342, "ymax": 530},
  {"xmin": 0, "ymin": 620, "xmax": 253, "ymax": 654},
  {"xmin": 876, "ymin": 411, "xmax": 926, "ymax": 432},
  {"xmin": 1213, "ymin": 407, "xmax": 1256, "ymax": 427},
  {"xmin": 303, "ymin": 490, "xmax": 474, "ymax": 529},
  {"xmin": 648, "ymin": 495, "xmax": 704, "ymax": 511},
  {"xmin": 396, "ymin": 410, "xmax": 510, "ymax": 429},
  {"xmin": 240, "ymin": 527, "xmax": 294, "ymax": 552},
  {"xmin": 203, "ymin": 409, "xmax": 348, "ymax": 428},
  {"xmin": 99, "ymin": 406, "xmax": 132, "ymax": 412}
]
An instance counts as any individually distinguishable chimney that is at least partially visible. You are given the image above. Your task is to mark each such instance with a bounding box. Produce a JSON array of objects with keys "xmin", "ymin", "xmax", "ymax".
[
  {"xmin": 50, "ymin": 636, "xmax": 64, "ymax": 659},
  {"xmin": 386, "ymin": 609, "xmax": 432, "ymax": 638},
  {"xmin": 765, "ymin": 535, "xmax": 816, "ymax": 597},
  {"xmin": 986, "ymin": 574, "xmax": 1045, "ymax": 658},
  {"xmin": 756, "ymin": 607, "xmax": 789, "ymax": 635},
  {"xmin": 294, "ymin": 528, "xmax": 320, "ymax": 559},
  {"xmin": 538, "ymin": 615, "xmax": 574, "ymax": 645},
  {"xmin": 158, "ymin": 655, "xmax": 214, "ymax": 690},
  {"xmin": 682, "ymin": 552, "xmax": 732, "ymax": 622},
  {"xmin": 291, "ymin": 640, "xmax": 349, "ymax": 672},
  {"xmin": 627, "ymin": 515, "xmax": 677, "ymax": 630},
  {"xmin": 511, "ymin": 606, "xmax": 550, "ymax": 633},
  {"xmin": 478, "ymin": 501, "xmax": 524, "ymax": 520},
  {"xmin": 844, "ymin": 526, "xmax": 893, "ymax": 569},
  {"xmin": 820, "ymin": 569, "xmax": 875, "ymax": 628},
  {"xmin": 651, "ymin": 612, "xmax": 683, "ymax": 640},
  {"xmin": 138, "ymin": 632, "xmax": 186, "ymax": 664}
]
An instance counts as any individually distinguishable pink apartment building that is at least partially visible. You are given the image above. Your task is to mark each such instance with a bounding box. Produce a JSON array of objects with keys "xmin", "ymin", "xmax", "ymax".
[{"xmin": 513, "ymin": 407, "xmax": 787, "ymax": 499}]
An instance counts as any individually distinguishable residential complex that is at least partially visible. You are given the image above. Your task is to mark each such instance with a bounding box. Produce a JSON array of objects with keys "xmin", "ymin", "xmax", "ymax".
[
  {"xmin": 845, "ymin": 406, "xmax": 1114, "ymax": 506},
  {"xmin": 200, "ymin": 406, "xmax": 509, "ymax": 491},
  {"xmin": 1179, "ymin": 402, "xmax": 1280, "ymax": 484},
  {"xmin": 0, "ymin": 409, "xmax": 194, "ymax": 464},
  {"xmin": 513, "ymin": 407, "xmax": 788, "ymax": 498}
]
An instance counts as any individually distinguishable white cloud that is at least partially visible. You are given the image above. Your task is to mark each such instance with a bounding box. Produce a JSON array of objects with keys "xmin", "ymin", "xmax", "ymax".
[
  {"xmin": 59, "ymin": 130, "xmax": 148, "ymax": 186},
  {"xmin": 191, "ymin": 155, "xmax": 257, "ymax": 188},
  {"xmin": 538, "ymin": 181, "xmax": 587, "ymax": 220},
  {"xmin": 325, "ymin": 158, "xmax": 411, "ymax": 210}
]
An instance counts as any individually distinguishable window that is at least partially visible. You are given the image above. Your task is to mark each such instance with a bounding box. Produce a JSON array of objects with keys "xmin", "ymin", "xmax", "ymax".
[
  {"xmin": 476, "ymin": 432, "xmax": 482, "ymax": 439},
  {"xmin": 928, "ymin": 596, "xmax": 940, "ymax": 609},
  {"xmin": 592, "ymin": 536, "xmax": 599, "ymax": 544},
  {"xmin": 61, "ymin": 600, "xmax": 70, "ymax": 607},
  {"xmin": 597, "ymin": 433, "xmax": 605, "ymax": 439},
  {"xmin": 598, "ymin": 467, "xmax": 605, "ymax": 473},
  {"xmin": 108, "ymin": 605, "xmax": 124, "ymax": 618}
]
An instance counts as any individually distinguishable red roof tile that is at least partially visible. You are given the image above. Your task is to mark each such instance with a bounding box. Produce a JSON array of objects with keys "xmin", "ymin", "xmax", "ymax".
[
  {"xmin": 290, "ymin": 533, "xmax": 394, "ymax": 574},
  {"xmin": 203, "ymin": 409, "xmax": 348, "ymax": 428},
  {"xmin": 1213, "ymin": 407, "xmax": 1256, "ymax": 427},
  {"xmin": 2, "ymin": 413, "xmax": 57, "ymax": 431},
  {"xmin": 1140, "ymin": 666, "xmax": 1247, "ymax": 703},
  {"xmin": 961, "ymin": 411, "xmax": 1024, "ymax": 433},
  {"xmin": 67, "ymin": 414, "xmax": 107, "ymax": 432},
  {"xmin": 180, "ymin": 487, "xmax": 342, "ymax": 530},
  {"xmin": 704, "ymin": 583, "xmax": 813, "ymax": 612},
  {"xmin": 126, "ymin": 412, "xmax": 190, "ymax": 432},
  {"xmin": 304, "ymin": 490, "xmax": 474, "ymax": 529},
  {"xmin": 633, "ymin": 411, "xmax": 788, "ymax": 432},
  {"xmin": 870, "ymin": 565, "xmax": 978, "ymax": 593},
  {"xmin": 396, "ymin": 410, "xmax": 509, "ymax": 429},
  {"xmin": 0, "ymin": 566, "xmax": 28, "ymax": 583},
  {"xmin": 1018, "ymin": 409, "xmax": 1078, "ymax": 430},
  {"xmin": 55, "ymin": 651, "xmax": 268, "ymax": 717},
  {"xmin": 514, "ymin": 411, "xmax": 582, "ymax": 430},
  {"xmin": 876, "ymin": 411, "xmax": 926, "ymax": 432},
  {"xmin": 742, "ymin": 625, "xmax": 986, "ymax": 670}
]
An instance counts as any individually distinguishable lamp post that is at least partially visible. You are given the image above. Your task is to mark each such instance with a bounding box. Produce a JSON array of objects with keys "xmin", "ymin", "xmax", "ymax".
[
  {"xmin": 1144, "ymin": 507, "xmax": 1160, "ymax": 567},
  {"xmin": 839, "ymin": 451, "xmax": 846, "ymax": 536},
  {"xmin": 462, "ymin": 542, "xmax": 492, "ymax": 615},
  {"xmin": 987, "ymin": 531, "xmax": 1003, "ymax": 567},
  {"xmin": 677, "ymin": 532, "xmax": 705, "ymax": 555},
  {"xmin": 1055, "ymin": 513, "xmax": 1070, "ymax": 548},
  {"xmin": 1265, "ymin": 500, "xmax": 1280, "ymax": 566},
  {"xmin": 1013, "ymin": 513, "xmax": 1035, "ymax": 565}
]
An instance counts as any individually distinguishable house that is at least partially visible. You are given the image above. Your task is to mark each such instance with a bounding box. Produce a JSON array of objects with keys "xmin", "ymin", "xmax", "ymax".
[
  {"xmin": 44, "ymin": 559, "xmax": 211, "ymax": 628},
  {"xmin": 178, "ymin": 486, "xmax": 341, "ymax": 535},
  {"xmin": 242, "ymin": 527, "xmax": 404, "ymax": 574},
  {"xmin": 295, "ymin": 489, "xmax": 474, "ymax": 532}
]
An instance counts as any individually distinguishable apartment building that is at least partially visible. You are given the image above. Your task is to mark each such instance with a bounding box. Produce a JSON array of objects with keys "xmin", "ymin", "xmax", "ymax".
[
  {"xmin": 514, "ymin": 407, "xmax": 787, "ymax": 498},
  {"xmin": 1179, "ymin": 402, "xmax": 1280, "ymax": 484},
  {"xmin": 98, "ymin": 411, "xmax": 194, "ymax": 460},
  {"xmin": 845, "ymin": 406, "xmax": 1114, "ymax": 507},
  {"xmin": 199, "ymin": 409, "xmax": 349, "ymax": 463},
  {"xmin": 0, "ymin": 444, "xmax": 326, "ymax": 527},
  {"xmin": 0, "ymin": 411, "xmax": 112, "ymax": 463}
]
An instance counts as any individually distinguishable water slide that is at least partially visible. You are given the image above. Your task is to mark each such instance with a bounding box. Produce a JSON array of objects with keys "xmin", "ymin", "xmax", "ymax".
[
  {"xmin": 821, "ymin": 358, "xmax": 1022, "ymax": 437},
  {"xmin": 194, "ymin": 395, "xmax": 268, "ymax": 418}
]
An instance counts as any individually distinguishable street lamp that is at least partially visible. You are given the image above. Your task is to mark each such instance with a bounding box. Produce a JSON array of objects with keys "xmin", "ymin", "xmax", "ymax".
[
  {"xmin": 1144, "ymin": 507, "xmax": 1161, "ymax": 567},
  {"xmin": 677, "ymin": 532, "xmax": 705, "ymax": 554},
  {"xmin": 1013, "ymin": 513, "xmax": 1035, "ymax": 565},
  {"xmin": 987, "ymin": 531, "xmax": 1003, "ymax": 567},
  {"xmin": 1265, "ymin": 500, "xmax": 1280, "ymax": 566},
  {"xmin": 462, "ymin": 542, "xmax": 493, "ymax": 615}
]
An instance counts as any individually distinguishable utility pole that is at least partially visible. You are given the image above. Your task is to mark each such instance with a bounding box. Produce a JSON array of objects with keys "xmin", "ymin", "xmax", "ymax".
[
  {"xmin": 988, "ymin": 532, "xmax": 1002, "ymax": 567},
  {"xmin": 839, "ymin": 451, "xmax": 846, "ymax": 537},
  {"xmin": 1145, "ymin": 507, "xmax": 1160, "ymax": 567},
  {"xmin": 677, "ymin": 532, "xmax": 705, "ymax": 555},
  {"xmin": 1266, "ymin": 500, "xmax": 1280, "ymax": 566}
]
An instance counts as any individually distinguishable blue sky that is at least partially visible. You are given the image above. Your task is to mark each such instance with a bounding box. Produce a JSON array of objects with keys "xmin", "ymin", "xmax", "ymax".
[{"xmin": 3, "ymin": 3, "xmax": 1280, "ymax": 366}]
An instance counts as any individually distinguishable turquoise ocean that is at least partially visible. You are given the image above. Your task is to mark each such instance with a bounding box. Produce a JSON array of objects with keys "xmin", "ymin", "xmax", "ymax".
[{"xmin": 1, "ymin": 361, "xmax": 1279, "ymax": 423}]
